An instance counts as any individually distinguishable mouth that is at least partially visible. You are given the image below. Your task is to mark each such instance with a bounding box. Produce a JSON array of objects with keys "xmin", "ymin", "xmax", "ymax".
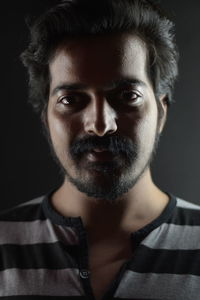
[{"xmin": 86, "ymin": 149, "xmax": 118, "ymax": 162}]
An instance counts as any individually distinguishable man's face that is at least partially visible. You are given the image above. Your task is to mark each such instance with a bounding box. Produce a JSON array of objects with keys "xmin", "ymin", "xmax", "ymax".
[{"xmin": 46, "ymin": 34, "xmax": 166, "ymax": 202}]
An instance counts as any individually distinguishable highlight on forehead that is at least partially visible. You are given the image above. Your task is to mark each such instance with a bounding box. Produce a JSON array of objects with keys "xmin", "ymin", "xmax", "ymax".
[{"xmin": 48, "ymin": 33, "xmax": 151, "ymax": 99}]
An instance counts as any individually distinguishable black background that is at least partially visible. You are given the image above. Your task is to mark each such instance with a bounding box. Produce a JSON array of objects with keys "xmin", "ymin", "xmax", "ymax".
[{"xmin": 1, "ymin": 1, "xmax": 200, "ymax": 211}]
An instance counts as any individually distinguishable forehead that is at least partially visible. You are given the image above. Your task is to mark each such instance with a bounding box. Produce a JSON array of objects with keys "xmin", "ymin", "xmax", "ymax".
[{"xmin": 49, "ymin": 33, "xmax": 150, "ymax": 91}]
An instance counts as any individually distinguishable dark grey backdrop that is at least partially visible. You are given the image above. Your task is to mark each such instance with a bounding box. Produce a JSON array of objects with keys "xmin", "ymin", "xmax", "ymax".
[{"xmin": 1, "ymin": 1, "xmax": 200, "ymax": 211}]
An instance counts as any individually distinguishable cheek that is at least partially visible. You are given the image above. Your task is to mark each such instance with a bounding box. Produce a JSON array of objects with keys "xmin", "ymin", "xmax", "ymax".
[
  {"xmin": 118, "ymin": 101, "xmax": 158, "ymax": 144},
  {"xmin": 137, "ymin": 103, "xmax": 158, "ymax": 147},
  {"xmin": 47, "ymin": 110, "xmax": 72, "ymax": 150}
]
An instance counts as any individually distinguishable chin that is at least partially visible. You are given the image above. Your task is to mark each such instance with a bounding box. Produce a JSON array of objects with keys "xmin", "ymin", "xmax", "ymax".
[{"xmin": 65, "ymin": 166, "xmax": 141, "ymax": 203}]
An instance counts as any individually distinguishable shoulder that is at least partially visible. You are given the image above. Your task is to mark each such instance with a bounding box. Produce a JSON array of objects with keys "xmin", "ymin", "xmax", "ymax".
[
  {"xmin": 176, "ymin": 198, "xmax": 200, "ymax": 211},
  {"xmin": 163, "ymin": 196, "xmax": 200, "ymax": 249},
  {"xmin": 0, "ymin": 196, "xmax": 47, "ymax": 245},
  {"xmin": 0, "ymin": 195, "xmax": 46, "ymax": 222},
  {"xmin": 142, "ymin": 196, "xmax": 200, "ymax": 252},
  {"xmin": 0, "ymin": 195, "xmax": 57, "ymax": 248},
  {"xmin": 172, "ymin": 197, "xmax": 200, "ymax": 226}
]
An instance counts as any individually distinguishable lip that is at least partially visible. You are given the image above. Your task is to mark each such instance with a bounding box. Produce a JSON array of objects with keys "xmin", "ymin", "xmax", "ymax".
[
  {"xmin": 86, "ymin": 150, "xmax": 117, "ymax": 162},
  {"xmin": 93, "ymin": 148, "xmax": 108, "ymax": 152}
]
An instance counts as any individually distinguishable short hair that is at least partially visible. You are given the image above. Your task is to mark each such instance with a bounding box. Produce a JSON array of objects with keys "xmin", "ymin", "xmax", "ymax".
[{"xmin": 21, "ymin": 0, "xmax": 179, "ymax": 116}]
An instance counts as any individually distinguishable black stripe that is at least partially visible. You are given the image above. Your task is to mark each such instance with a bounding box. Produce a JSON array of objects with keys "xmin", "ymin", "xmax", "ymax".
[
  {"xmin": 0, "ymin": 298, "xmax": 159, "ymax": 300},
  {"xmin": 0, "ymin": 242, "xmax": 79, "ymax": 271},
  {"xmin": 128, "ymin": 244, "xmax": 200, "ymax": 276},
  {"xmin": 0, "ymin": 203, "xmax": 46, "ymax": 222},
  {"xmin": 114, "ymin": 298, "xmax": 160, "ymax": 300},
  {"xmin": 166, "ymin": 206, "xmax": 200, "ymax": 225},
  {"xmin": 0, "ymin": 297, "xmax": 87, "ymax": 299}
]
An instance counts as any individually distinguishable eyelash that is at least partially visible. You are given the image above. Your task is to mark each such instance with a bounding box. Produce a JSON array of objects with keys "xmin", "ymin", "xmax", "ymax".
[
  {"xmin": 58, "ymin": 90, "xmax": 143, "ymax": 106},
  {"xmin": 119, "ymin": 91, "xmax": 142, "ymax": 103}
]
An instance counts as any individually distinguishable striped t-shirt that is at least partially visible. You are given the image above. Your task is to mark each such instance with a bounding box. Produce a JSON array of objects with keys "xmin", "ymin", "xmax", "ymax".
[{"xmin": 0, "ymin": 192, "xmax": 200, "ymax": 299}]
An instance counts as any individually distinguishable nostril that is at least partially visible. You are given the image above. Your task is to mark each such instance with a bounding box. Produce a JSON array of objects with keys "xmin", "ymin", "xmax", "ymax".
[
  {"xmin": 86, "ymin": 127, "xmax": 117, "ymax": 137},
  {"xmin": 107, "ymin": 128, "xmax": 117, "ymax": 135}
]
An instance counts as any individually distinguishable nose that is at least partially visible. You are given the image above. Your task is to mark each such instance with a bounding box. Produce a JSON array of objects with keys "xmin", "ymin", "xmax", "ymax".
[{"xmin": 84, "ymin": 96, "xmax": 118, "ymax": 136}]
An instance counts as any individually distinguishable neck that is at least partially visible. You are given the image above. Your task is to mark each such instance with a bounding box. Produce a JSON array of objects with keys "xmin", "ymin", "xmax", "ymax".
[{"xmin": 51, "ymin": 168, "xmax": 169, "ymax": 238}]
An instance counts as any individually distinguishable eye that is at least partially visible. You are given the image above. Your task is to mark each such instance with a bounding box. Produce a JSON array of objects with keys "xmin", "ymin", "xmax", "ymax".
[
  {"xmin": 119, "ymin": 90, "xmax": 143, "ymax": 105},
  {"xmin": 59, "ymin": 95, "xmax": 78, "ymax": 105},
  {"xmin": 57, "ymin": 93, "xmax": 90, "ymax": 111}
]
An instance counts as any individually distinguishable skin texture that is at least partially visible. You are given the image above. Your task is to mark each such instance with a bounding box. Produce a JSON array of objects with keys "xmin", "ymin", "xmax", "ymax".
[
  {"xmin": 45, "ymin": 33, "xmax": 169, "ymax": 299},
  {"xmin": 47, "ymin": 34, "xmax": 166, "ymax": 201}
]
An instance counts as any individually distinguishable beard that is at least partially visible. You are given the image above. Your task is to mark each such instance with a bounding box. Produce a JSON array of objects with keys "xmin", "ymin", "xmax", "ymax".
[
  {"xmin": 66, "ymin": 161, "xmax": 147, "ymax": 203},
  {"xmin": 68, "ymin": 135, "xmax": 160, "ymax": 203},
  {"xmin": 42, "ymin": 122, "xmax": 160, "ymax": 204},
  {"xmin": 67, "ymin": 134, "xmax": 139, "ymax": 202}
]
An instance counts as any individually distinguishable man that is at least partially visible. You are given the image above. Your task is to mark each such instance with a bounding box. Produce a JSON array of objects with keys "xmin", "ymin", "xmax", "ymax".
[{"xmin": 0, "ymin": 0, "xmax": 199, "ymax": 299}]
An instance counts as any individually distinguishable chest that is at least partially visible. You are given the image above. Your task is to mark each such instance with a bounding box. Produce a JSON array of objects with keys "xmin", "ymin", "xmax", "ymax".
[
  {"xmin": 88, "ymin": 243, "xmax": 132, "ymax": 300},
  {"xmin": 90, "ymin": 258, "xmax": 127, "ymax": 300}
]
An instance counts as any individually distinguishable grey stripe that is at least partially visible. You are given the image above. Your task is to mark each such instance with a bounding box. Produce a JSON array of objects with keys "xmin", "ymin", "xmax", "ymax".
[
  {"xmin": 176, "ymin": 198, "xmax": 200, "ymax": 210},
  {"xmin": 0, "ymin": 268, "xmax": 84, "ymax": 296},
  {"xmin": 17, "ymin": 196, "xmax": 44, "ymax": 207},
  {"xmin": 0, "ymin": 220, "xmax": 79, "ymax": 245},
  {"xmin": 115, "ymin": 270, "xmax": 200, "ymax": 300},
  {"xmin": 142, "ymin": 223, "xmax": 200, "ymax": 250}
]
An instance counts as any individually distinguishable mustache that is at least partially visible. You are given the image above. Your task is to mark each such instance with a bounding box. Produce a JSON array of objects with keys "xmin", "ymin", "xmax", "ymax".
[{"xmin": 70, "ymin": 135, "xmax": 137, "ymax": 160}]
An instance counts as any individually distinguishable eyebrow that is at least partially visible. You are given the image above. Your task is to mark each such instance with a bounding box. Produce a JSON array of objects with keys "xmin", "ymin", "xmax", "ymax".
[{"xmin": 50, "ymin": 78, "xmax": 146, "ymax": 97}]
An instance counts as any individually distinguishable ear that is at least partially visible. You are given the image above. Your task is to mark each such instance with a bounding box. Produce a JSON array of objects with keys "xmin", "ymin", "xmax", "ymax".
[{"xmin": 158, "ymin": 94, "xmax": 168, "ymax": 134}]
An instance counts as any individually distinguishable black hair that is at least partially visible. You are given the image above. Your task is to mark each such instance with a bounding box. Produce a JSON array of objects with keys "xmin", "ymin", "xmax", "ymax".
[{"xmin": 21, "ymin": 0, "xmax": 179, "ymax": 116}]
